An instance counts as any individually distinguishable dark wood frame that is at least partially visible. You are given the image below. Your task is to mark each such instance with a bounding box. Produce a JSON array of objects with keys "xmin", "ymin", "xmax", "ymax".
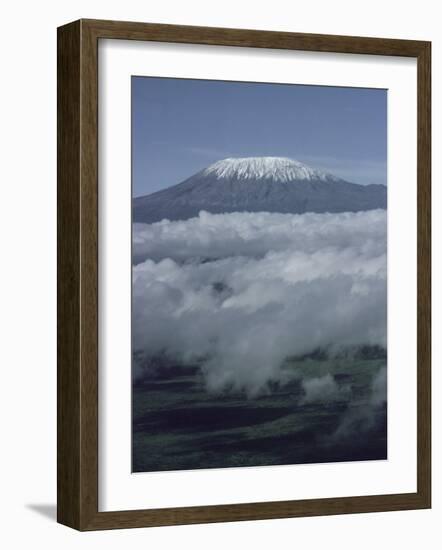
[{"xmin": 57, "ymin": 18, "xmax": 431, "ymax": 531}]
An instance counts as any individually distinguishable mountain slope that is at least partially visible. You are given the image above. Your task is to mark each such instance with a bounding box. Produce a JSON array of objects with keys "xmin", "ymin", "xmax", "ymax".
[{"xmin": 133, "ymin": 157, "xmax": 387, "ymax": 224}]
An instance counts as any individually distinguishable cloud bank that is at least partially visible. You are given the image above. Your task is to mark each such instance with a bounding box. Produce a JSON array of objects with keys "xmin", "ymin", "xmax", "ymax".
[{"xmin": 132, "ymin": 210, "xmax": 387, "ymax": 394}]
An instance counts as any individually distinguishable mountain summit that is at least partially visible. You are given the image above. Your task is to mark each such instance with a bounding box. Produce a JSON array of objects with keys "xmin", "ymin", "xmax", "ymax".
[
  {"xmin": 133, "ymin": 156, "xmax": 387, "ymax": 224},
  {"xmin": 201, "ymin": 157, "xmax": 341, "ymax": 183}
]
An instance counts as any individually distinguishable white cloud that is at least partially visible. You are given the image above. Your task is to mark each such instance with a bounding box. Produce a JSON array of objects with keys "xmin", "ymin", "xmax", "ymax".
[
  {"xmin": 301, "ymin": 374, "xmax": 350, "ymax": 404},
  {"xmin": 132, "ymin": 210, "xmax": 387, "ymax": 394},
  {"xmin": 371, "ymin": 366, "xmax": 387, "ymax": 406},
  {"xmin": 133, "ymin": 209, "xmax": 386, "ymax": 264}
]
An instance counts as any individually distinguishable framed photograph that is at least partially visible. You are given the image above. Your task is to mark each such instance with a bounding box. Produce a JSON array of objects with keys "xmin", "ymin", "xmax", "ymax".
[{"xmin": 57, "ymin": 19, "xmax": 431, "ymax": 530}]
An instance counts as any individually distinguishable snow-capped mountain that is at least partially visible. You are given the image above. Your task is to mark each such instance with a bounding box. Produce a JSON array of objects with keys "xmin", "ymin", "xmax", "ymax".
[
  {"xmin": 133, "ymin": 157, "xmax": 387, "ymax": 224},
  {"xmin": 202, "ymin": 157, "xmax": 341, "ymax": 183}
]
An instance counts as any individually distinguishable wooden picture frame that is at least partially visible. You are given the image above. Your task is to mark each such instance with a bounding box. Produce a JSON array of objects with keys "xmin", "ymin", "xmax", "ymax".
[{"xmin": 57, "ymin": 18, "xmax": 431, "ymax": 530}]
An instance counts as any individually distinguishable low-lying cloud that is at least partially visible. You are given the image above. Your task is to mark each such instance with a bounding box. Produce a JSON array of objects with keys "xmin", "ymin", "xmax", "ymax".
[
  {"xmin": 301, "ymin": 374, "xmax": 351, "ymax": 404},
  {"xmin": 133, "ymin": 209, "xmax": 386, "ymax": 265},
  {"xmin": 133, "ymin": 210, "xmax": 387, "ymax": 394}
]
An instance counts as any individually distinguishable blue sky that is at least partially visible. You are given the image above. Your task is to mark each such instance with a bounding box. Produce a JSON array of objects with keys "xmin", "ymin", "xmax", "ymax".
[{"xmin": 132, "ymin": 76, "xmax": 387, "ymax": 197}]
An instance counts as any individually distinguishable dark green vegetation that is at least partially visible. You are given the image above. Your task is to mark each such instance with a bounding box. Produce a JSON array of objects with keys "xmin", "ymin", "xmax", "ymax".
[{"xmin": 132, "ymin": 358, "xmax": 387, "ymax": 472}]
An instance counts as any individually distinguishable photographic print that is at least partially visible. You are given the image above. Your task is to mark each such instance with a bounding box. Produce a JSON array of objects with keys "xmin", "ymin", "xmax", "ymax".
[{"xmin": 131, "ymin": 76, "xmax": 387, "ymax": 473}]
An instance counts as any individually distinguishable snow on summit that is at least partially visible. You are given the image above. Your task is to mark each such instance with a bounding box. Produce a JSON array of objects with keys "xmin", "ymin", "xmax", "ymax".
[{"xmin": 202, "ymin": 157, "xmax": 341, "ymax": 183}]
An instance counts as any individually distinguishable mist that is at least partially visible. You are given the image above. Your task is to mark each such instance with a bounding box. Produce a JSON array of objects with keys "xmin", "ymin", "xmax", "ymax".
[{"xmin": 132, "ymin": 210, "xmax": 386, "ymax": 394}]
